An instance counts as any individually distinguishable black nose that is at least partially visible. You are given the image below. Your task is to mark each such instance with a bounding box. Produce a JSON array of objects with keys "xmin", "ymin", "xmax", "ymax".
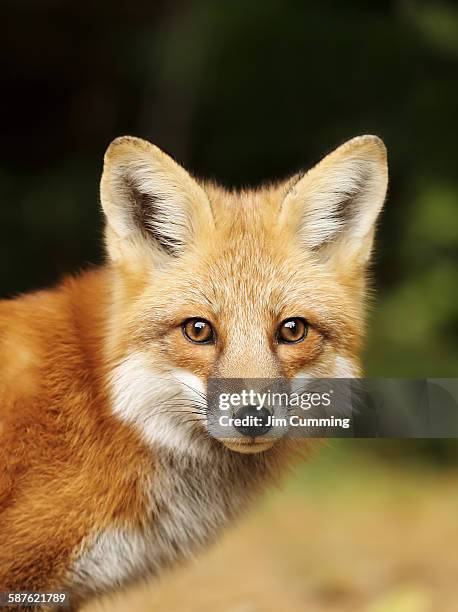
[{"xmin": 233, "ymin": 405, "xmax": 272, "ymax": 437}]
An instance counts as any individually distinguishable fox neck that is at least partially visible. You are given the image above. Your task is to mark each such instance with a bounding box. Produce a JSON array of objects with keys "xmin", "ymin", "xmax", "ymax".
[{"xmin": 70, "ymin": 431, "xmax": 292, "ymax": 600}]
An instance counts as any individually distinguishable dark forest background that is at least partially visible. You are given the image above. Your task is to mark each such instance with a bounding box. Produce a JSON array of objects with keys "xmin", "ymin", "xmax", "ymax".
[{"xmin": 1, "ymin": 1, "xmax": 457, "ymax": 414}]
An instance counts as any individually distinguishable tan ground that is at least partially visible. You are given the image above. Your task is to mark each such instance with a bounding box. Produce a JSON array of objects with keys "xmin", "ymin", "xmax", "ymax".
[{"xmin": 83, "ymin": 442, "xmax": 458, "ymax": 612}]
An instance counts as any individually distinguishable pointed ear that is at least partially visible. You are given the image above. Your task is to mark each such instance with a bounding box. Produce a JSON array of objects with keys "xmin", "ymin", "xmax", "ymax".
[
  {"xmin": 100, "ymin": 136, "xmax": 214, "ymax": 266},
  {"xmin": 279, "ymin": 135, "xmax": 388, "ymax": 269}
]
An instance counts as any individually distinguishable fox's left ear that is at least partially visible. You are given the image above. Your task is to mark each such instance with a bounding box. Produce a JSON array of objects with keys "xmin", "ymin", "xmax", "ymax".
[{"xmin": 279, "ymin": 135, "xmax": 388, "ymax": 269}]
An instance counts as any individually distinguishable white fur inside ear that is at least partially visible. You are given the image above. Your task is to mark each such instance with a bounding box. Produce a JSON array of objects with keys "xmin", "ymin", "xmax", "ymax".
[
  {"xmin": 298, "ymin": 158, "xmax": 380, "ymax": 249},
  {"xmin": 101, "ymin": 137, "xmax": 214, "ymax": 264},
  {"xmin": 112, "ymin": 159, "xmax": 193, "ymax": 256},
  {"xmin": 280, "ymin": 136, "xmax": 388, "ymax": 256}
]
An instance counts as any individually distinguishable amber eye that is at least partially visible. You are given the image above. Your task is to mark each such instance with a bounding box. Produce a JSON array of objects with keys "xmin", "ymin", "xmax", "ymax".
[
  {"xmin": 277, "ymin": 317, "xmax": 308, "ymax": 344},
  {"xmin": 182, "ymin": 318, "xmax": 215, "ymax": 344}
]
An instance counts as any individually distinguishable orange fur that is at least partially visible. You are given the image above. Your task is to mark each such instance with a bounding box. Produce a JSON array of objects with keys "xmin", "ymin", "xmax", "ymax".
[
  {"xmin": 0, "ymin": 270, "xmax": 152, "ymax": 593},
  {"xmin": 0, "ymin": 135, "xmax": 387, "ymax": 607}
]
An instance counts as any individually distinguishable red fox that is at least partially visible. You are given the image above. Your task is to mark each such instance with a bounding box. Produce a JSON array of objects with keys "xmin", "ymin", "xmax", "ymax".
[{"xmin": 0, "ymin": 135, "xmax": 387, "ymax": 608}]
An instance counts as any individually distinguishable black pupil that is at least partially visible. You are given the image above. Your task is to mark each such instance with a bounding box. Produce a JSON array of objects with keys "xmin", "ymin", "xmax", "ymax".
[{"xmin": 194, "ymin": 321, "xmax": 207, "ymax": 336}]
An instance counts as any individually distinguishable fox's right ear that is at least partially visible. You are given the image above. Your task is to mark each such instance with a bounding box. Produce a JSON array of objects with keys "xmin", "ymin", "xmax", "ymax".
[{"xmin": 100, "ymin": 136, "xmax": 214, "ymax": 267}]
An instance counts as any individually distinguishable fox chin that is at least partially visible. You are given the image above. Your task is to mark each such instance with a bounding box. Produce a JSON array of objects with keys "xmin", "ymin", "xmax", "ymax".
[{"xmin": 0, "ymin": 134, "xmax": 387, "ymax": 608}]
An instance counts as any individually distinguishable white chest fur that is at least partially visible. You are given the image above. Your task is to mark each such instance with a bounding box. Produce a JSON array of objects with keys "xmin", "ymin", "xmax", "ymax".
[
  {"xmin": 69, "ymin": 446, "xmax": 272, "ymax": 599},
  {"xmin": 69, "ymin": 354, "xmax": 279, "ymax": 599}
]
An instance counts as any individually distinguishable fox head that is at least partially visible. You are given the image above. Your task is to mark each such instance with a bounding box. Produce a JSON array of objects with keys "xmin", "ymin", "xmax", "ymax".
[{"xmin": 100, "ymin": 135, "xmax": 387, "ymax": 454}]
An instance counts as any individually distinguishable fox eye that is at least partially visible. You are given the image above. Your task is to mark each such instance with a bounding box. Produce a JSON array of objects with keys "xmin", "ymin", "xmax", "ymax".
[
  {"xmin": 182, "ymin": 318, "xmax": 215, "ymax": 344},
  {"xmin": 277, "ymin": 317, "xmax": 308, "ymax": 344}
]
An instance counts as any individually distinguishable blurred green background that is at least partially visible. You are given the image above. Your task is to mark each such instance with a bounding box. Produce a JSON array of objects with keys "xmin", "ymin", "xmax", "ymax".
[{"xmin": 1, "ymin": 1, "xmax": 457, "ymax": 454}]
